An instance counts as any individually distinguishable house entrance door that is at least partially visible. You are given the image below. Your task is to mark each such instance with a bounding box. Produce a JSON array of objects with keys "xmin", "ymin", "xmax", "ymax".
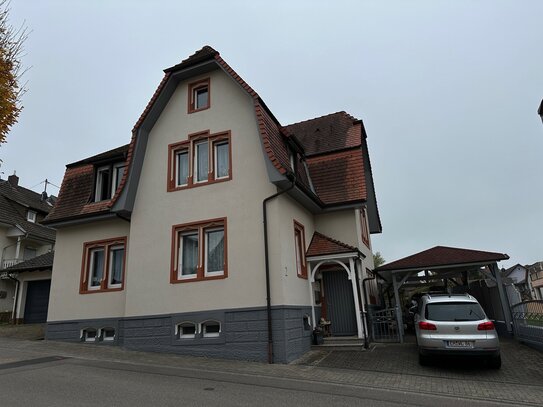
[{"xmin": 323, "ymin": 270, "xmax": 357, "ymax": 336}]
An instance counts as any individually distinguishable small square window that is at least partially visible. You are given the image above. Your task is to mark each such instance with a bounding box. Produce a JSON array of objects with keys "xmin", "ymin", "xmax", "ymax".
[
  {"xmin": 176, "ymin": 322, "xmax": 197, "ymax": 339},
  {"xmin": 27, "ymin": 210, "xmax": 37, "ymax": 223},
  {"xmin": 82, "ymin": 328, "xmax": 97, "ymax": 342},
  {"xmin": 202, "ymin": 321, "xmax": 221, "ymax": 338},
  {"xmin": 101, "ymin": 328, "xmax": 115, "ymax": 341},
  {"xmin": 188, "ymin": 79, "xmax": 210, "ymax": 113}
]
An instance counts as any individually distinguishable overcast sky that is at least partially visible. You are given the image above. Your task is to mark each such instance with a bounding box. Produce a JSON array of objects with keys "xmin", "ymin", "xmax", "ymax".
[{"xmin": 2, "ymin": 1, "xmax": 542, "ymax": 268}]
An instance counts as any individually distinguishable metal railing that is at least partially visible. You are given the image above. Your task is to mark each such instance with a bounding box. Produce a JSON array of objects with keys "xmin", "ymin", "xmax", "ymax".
[
  {"xmin": 1, "ymin": 259, "xmax": 23, "ymax": 269},
  {"xmin": 511, "ymin": 300, "xmax": 543, "ymax": 350},
  {"xmin": 368, "ymin": 307, "xmax": 400, "ymax": 343}
]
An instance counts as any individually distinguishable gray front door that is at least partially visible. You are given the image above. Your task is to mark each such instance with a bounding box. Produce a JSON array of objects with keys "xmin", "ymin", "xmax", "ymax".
[
  {"xmin": 323, "ymin": 270, "xmax": 357, "ymax": 336},
  {"xmin": 23, "ymin": 280, "xmax": 51, "ymax": 324}
]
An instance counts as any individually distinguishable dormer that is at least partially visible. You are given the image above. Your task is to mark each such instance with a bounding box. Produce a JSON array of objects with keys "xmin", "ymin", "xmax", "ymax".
[{"xmin": 94, "ymin": 162, "xmax": 126, "ymax": 202}]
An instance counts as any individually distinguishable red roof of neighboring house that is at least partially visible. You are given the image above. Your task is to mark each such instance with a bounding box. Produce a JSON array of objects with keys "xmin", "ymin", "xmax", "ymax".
[
  {"xmin": 306, "ymin": 231, "xmax": 358, "ymax": 257},
  {"xmin": 46, "ymin": 46, "xmax": 378, "ymax": 224},
  {"xmin": 376, "ymin": 246, "xmax": 509, "ymax": 272}
]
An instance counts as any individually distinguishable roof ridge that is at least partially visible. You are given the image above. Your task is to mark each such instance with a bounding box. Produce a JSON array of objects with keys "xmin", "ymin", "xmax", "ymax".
[
  {"xmin": 283, "ymin": 111, "xmax": 358, "ymax": 129},
  {"xmin": 0, "ymin": 179, "xmax": 44, "ymax": 200}
]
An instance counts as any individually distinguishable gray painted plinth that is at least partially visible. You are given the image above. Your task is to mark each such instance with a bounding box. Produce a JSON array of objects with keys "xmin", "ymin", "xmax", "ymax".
[{"xmin": 46, "ymin": 306, "xmax": 314, "ymax": 363}]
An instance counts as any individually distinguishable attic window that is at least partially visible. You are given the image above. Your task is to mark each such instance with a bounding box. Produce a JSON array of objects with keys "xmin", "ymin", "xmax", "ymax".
[
  {"xmin": 188, "ymin": 78, "xmax": 210, "ymax": 113},
  {"xmin": 94, "ymin": 162, "xmax": 126, "ymax": 202},
  {"xmin": 27, "ymin": 210, "xmax": 37, "ymax": 223}
]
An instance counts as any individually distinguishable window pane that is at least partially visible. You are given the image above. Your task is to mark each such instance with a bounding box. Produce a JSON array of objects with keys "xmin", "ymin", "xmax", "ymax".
[
  {"xmin": 215, "ymin": 142, "xmax": 229, "ymax": 178},
  {"xmin": 90, "ymin": 249, "xmax": 104, "ymax": 287},
  {"xmin": 295, "ymin": 230, "xmax": 302, "ymax": 274},
  {"xmin": 195, "ymin": 87, "xmax": 208, "ymax": 109},
  {"xmin": 203, "ymin": 322, "xmax": 220, "ymax": 337},
  {"xmin": 426, "ymin": 302, "xmax": 486, "ymax": 321},
  {"xmin": 181, "ymin": 233, "xmax": 198, "ymax": 276},
  {"xmin": 195, "ymin": 142, "xmax": 208, "ymax": 182},
  {"xmin": 98, "ymin": 169, "xmax": 111, "ymax": 201},
  {"xmin": 24, "ymin": 247, "xmax": 37, "ymax": 260},
  {"xmin": 114, "ymin": 165, "xmax": 126, "ymax": 191},
  {"xmin": 176, "ymin": 151, "xmax": 188, "ymax": 186},
  {"xmin": 109, "ymin": 247, "xmax": 124, "ymax": 286},
  {"xmin": 206, "ymin": 229, "xmax": 224, "ymax": 274}
]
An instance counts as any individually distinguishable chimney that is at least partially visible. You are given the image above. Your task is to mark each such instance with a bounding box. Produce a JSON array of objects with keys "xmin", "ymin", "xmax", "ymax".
[{"xmin": 8, "ymin": 171, "xmax": 18, "ymax": 187}]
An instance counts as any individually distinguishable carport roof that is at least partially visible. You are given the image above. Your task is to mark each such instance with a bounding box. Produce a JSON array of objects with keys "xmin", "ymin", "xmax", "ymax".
[{"xmin": 375, "ymin": 246, "xmax": 509, "ymax": 273}]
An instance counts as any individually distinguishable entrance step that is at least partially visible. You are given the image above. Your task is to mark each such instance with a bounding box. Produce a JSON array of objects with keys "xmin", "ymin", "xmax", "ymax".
[{"xmin": 311, "ymin": 336, "xmax": 367, "ymax": 351}]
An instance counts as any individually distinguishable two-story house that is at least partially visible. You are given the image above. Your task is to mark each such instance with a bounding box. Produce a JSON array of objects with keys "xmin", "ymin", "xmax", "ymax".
[
  {"xmin": 43, "ymin": 46, "xmax": 381, "ymax": 363},
  {"xmin": 528, "ymin": 262, "xmax": 543, "ymax": 300},
  {"xmin": 0, "ymin": 174, "xmax": 56, "ymax": 323}
]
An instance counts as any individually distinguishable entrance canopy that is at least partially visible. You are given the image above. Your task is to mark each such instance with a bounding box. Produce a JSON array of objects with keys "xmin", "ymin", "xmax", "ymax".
[{"xmin": 375, "ymin": 246, "xmax": 510, "ymax": 341}]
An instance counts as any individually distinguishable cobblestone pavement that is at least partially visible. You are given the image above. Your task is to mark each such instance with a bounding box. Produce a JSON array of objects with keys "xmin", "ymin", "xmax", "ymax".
[
  {"xmin": 0, "ymin": 335, "xmax": 542, "ymax": 406},
  {"xmin": 294, "ymin": 337, "xmax": 543, "ymax": 405}
]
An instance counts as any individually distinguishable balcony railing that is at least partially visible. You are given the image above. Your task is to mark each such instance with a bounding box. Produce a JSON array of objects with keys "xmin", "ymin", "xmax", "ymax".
[{"xmin": 1, "ymin": 259, "xmax": 23, "ymax": 270}]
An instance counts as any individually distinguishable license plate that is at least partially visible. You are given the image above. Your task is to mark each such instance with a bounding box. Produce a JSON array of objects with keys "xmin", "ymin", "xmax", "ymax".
[{"xmin": 447, "ymin": 340, "xmax": 473, "ymax": 348}]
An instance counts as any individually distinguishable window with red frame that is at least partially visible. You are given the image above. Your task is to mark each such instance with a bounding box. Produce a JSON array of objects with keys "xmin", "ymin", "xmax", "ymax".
[
  {"xmin": 294, "ymin": 221, "xmax": 307, "ymax": 278},
  {"xmin": 360, "ymin": 209, "xmax": 370, "ymax": 248},
  {"xmin": 171, "ymin": 218, "xmax": 227, "ymax": 283},
  {"xmin": 188, "ymin": 78, "xmax": 210, "ymax": 113},
  {"xmin": 80, "ymin": 237, "xmax": 127, "ymax": 293},
  {"xmin": 168, "ymin": 131, "xmax": 231, "ymax": 191}
]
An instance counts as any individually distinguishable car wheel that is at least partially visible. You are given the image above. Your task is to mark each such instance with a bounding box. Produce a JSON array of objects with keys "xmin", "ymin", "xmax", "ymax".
[
  {"xmin": 418, "ymin": 352, "xmax": 430, "ymax": 366},
  {"xmin": 488, "ymin": 354, "xmax": 501, "ymax": 369}
]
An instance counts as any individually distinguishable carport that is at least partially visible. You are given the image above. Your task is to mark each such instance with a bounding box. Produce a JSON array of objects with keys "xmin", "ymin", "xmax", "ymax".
[{"xmin": 374, "ymin": 246, "xmax": 510, "ymax": 342}]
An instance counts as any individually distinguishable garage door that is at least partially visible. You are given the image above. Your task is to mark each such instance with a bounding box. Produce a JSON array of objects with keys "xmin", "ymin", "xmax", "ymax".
[{"xmin": 23, "ymin": 280, "xmax": 51, "ymax": 324}]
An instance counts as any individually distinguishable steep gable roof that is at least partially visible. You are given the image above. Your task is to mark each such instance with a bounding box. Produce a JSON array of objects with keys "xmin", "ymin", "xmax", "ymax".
[
  {"xmin": 306, "ymin": 231, "xmax": 359, "ymax": 257},
  {"xmin": 47, "ymin": 46, "xmax": 380, "ymax": 226},
  {"xmin": 0, "ymin": 180, "xmax": 56, "ymax": 241}
]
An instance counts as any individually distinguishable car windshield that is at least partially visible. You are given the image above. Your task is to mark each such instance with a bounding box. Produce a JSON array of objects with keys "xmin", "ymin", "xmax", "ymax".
[{"xmin": 425, "ymin": 302, "xmax": 485, "ymax": 321}]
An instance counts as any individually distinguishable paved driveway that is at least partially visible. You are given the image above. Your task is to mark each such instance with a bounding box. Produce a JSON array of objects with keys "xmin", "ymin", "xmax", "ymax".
[{"xmin": 295, "ymin": 337, "xmax": 543, "ymax": 405}]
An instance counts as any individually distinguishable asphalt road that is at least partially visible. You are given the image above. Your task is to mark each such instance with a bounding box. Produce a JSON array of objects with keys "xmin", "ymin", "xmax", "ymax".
[{"xmin": 0, "ymin": 354, "xmax": 513, "ymax": 407}]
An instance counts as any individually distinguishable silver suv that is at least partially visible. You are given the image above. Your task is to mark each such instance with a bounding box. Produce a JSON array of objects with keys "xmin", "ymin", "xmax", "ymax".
[{"xmin": 414, "ymin": 293, "xmax": 501, "ymax": 368}]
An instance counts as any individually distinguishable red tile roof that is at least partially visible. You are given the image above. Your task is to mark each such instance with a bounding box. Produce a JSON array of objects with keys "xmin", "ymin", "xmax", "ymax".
[
  {"xmin": 47, "ymin": 46, "xmax": 377, "ymax": 224},
  {"xmin": 283, "ymin": 112, "xmax": 362, "ymax": 156},
  {"xmin": 307, "ymin": 149, "xmax": 366, "ymax": 205},
  {"xmin": 306, "ymin": 231, "xmax": 358, "ymax": 257},
  {"xmin": 376, "ymin": 246, "xmax": 509, "ymax": 272},
  {"xmin": 44, "ymin": 145, "xmax": 129, "ymax": 224}
]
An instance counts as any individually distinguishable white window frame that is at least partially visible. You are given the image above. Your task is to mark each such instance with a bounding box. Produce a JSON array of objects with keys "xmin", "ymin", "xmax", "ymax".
[
  {"xmin": 107, "ymin": 245, "xmax": 124, "ymax": 288},
  {"xmin": 204, "ymin": 227, "xmax": 225, "ymax": 277},
  {"xmin": 100, "ymin": 327, "xmax": 115, "ymax": 341},
  {"xmin": 178, "ymin": 231, "xmax": 199, "ymax": 280},
  {"xmin": 111, "ymin": 163, "xmax": 126, "ymax": 197},
  {"xmin": 95, "ymin": 165, "xmax": 110, "ymax": 201},
  {"xmin": 213, "ymin": 141, "xmax": 229, "ymax": 180},
  {"xmin": 81, "ymin": 328, "xmax": 97, "ymax": 342},
  {"xmin": 88, "ymin": 247, "xmax": 105, "ymax": 291},
  {"xmin": 26, "ymin": 210, "xmax": 37, "ymax": 223},
  {"xmin": 175, "ymin": 149, "xmax": 189, "ymax": 187},
  {"xmin": 193, "ymin": 140, "xmax": 209, "ymax": 184},
  {"xmin": 201, "ymin": 320, "xmax": 221, "ymax": 338},
  {"xmin": 176, "ymin": 322, "xmax": 198, "ymax": 339},
  {"xmin": 193, "ymin": 85, "xmax": 209, "ymax": 110}
]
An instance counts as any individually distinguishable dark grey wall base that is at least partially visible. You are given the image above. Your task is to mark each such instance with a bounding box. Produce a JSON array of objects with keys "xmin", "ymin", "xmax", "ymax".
[{"xmin": 46, "ymin": 306, "xmax": 316, "ymax": 363}]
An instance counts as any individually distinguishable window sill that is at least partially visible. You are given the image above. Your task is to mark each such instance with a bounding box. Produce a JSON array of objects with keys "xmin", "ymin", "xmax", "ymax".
[
  {"xmin": 170, "ymin": 274, "xmax": 227, "ymax": 284},
  {"xmin": 79, "ymin": 287, "xmax": 124, "ymax": 295},
  {"xmin": 168, "ymin": 176, "xmax": 231, "ymax": 193},
  {"xmin": 188, "ymin": 105, "xmax": 210, "ymax": 114}
]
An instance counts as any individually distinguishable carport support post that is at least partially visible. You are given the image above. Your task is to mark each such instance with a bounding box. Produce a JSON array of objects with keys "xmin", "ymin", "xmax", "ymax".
[
  {"xmin": 490, "ymin": 263, "xmax": 513, "ymax": 333},
  {"xmin": 392, "ymin": 273, "xmax": 404, "ymax": 343}
]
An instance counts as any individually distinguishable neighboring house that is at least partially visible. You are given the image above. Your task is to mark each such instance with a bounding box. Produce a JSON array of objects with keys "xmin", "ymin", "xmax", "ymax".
[
  {"xmin": 527, "ymin": 262, "xmax": 543, "ymax": 300},
  {"xmin": 503, "ymin": 263, "xmax": 531, "ymax": 301},
  {"xmin": 0, "ymin": 174, "xmax": 56, "ymax": 323},
  {"xmin": 43, "ymin": 46, "xmax": 381, "ymax": 363}
]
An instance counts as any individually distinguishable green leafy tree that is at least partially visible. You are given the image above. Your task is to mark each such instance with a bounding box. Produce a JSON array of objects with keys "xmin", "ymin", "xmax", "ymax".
[
  {"xmin": 373, "ymin": 251, "xmax": 385, "ymax": 268},
  {"xmin": 0, "ymin": 0, "xmax": 27, "ymax": 144}
]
